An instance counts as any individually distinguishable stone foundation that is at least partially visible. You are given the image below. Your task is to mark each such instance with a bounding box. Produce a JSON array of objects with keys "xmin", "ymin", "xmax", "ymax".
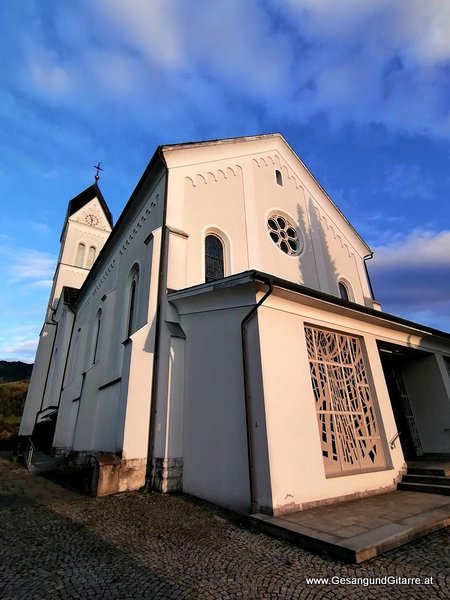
[
  {"xmin": 151, "ymin": 457, "xmax": 183, "ymax": 493},
  {"xmin": 53, "ymin": 448, "xmax": 147, "ymax": 496},
  {"xmin": 118, "ymin": 458, "xmax": 147, "ymax": 493}
]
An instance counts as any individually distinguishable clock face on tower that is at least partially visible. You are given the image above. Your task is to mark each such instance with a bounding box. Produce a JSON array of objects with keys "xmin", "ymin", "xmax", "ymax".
[{"xmin": 85, "ymin": 213, "xmax": 99, "ymax": 227}]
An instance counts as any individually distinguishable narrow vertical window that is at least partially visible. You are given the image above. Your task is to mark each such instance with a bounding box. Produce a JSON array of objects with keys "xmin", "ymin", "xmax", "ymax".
[
  {"xmin": 275, "ymin": 169, "xmax": 283, "ymax": 186},
  {"xmin": 86, "ymin": 246, "xmax": 96, "ymax": 268},
  {"xmin": 205, "ymin": 235, "xmax": 224, "ymax": 282},
  {"xmin": 127, "ymin": 279, "xmax": 137, "ymax": 337},
  {"xmin": 75, "ymin": 243, "xmax": 85, "ymax": 267},
  {"xmin": 126, "ymin": 266, "xmax": 140, "ymax": 338},
  {"xmin": 338, "ymin": 282, "xmax": 350, "ymax": 301},
  {"xmin": 93, "ymin": 309, "xmax": 102, "ymax": 364}
]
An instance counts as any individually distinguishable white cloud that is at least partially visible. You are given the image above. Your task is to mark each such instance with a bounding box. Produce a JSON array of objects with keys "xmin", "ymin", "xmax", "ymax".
[
  {"xmin": 382, "ymin": 165, "xmax": 433, "ymax": 201},
  {"xmin": 0, "ymin": 338, "xmax": 38, "ymax": 362},
  {"xmin": 95, "ymin": 0, "xmax": 184, "ymax": 69},
  {"xmin": 373, "ymin": 230, "xmax": 450, "ymax": 268},
  {"xmin": 8, "ymin": 249, "xmax": 55, "ymax": 284},
  {"xmin": 26, "ymin": 220, "xmax": 51, "ymax": 236},
  {"xmin": 268, "ymin": 0, "xmax": 450, "ymax": 136},
  {"xmin": 9, "ymin": 0, "xmax": 450, "ymax": 139},
  {"xmin": 0, "ymin": 323, "xmax": 40, "ymax": 362},
  {"xmin": 370, "ymin": 230, "xmax": 450, "ymax": 331},
  {"xmin": 0, "ymin": 244, "xmax": 54, "ymax": 361},
  {"xmin": 24, "ymin": 41, "xmax": 75, "ymax": 97}
]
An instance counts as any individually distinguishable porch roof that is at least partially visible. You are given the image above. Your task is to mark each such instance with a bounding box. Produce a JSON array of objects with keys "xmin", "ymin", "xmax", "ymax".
[{"xmin": 168, "ymin": 270, "xmax": 450, "ymax": 343}]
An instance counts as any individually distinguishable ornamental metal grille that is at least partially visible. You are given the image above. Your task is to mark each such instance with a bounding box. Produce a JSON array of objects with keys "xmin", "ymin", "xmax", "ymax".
[{"xmin": 305, "ymin": 326, "xmax": 385, "ymax": 475}]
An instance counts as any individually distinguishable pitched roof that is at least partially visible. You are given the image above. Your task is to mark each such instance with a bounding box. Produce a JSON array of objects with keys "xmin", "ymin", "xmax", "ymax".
[
  {"xmin": 168, "ymin": 269, "xmax": 450, "ymax": 341},
  {"xmin": 67, "ymin": 182, "xmax": 113, "ymax": 226},
  {"xmin": 60, "ymin": 182, "xmax": 113, "ymax": 241}
]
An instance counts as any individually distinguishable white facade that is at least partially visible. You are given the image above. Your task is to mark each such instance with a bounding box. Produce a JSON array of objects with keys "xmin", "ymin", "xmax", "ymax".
[{"xmin": 20, "ymin": 134, "xmax": 450, "ymax": 514}]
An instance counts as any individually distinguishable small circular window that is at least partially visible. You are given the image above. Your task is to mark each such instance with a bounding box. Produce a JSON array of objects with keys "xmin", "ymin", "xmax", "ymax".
[{"xmin": 267, "ymin": 213, "xmax": 303, "ymax": 256}]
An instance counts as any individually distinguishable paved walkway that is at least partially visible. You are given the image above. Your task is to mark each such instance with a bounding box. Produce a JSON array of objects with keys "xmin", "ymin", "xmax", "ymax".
[
  {"xmin": 0, "ymin": 452, "xmax": 449, "ymax": 599},
  {"xmin": 251, "ymin": 491, "xmax": 450, "ymax": 563}
]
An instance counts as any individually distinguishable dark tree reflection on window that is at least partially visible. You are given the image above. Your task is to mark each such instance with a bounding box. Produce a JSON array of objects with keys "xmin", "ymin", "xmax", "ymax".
[
  {"xmin": 339, "ymin": 282, "xmax": 350, "ymax": 301},
  {"xmin": 205, "ymin": 235, "xmax": 224, "ymax": 282}
]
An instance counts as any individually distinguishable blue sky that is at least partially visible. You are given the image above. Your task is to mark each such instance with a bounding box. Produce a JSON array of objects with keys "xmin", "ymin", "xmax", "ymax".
[{"xmin": 1, "ymin": 0, "xmax": 450, "ymax": 362}]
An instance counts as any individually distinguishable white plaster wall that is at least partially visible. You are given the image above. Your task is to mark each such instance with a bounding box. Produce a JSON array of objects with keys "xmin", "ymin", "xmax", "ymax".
[
  {"xmin": 92, "ymin": 383, "xmax": 121, "ymax": 452},
  {"xmin": 163, "ymin": 135, "xmax": 372, "ymax": 304},
  {"xmin": 151, "ymin": 326, "xmax": 185, "ymax": 460},
  {"xmin": 173, "ymin": 167, "xmax": 248, "ymax": 284},
  {"xmin": 257, "ymin": 292, "xmax": 405, "ymax": 514},
  {"xmin": 19, "ymin": 323, "xmax": 57, "ymax": 435},
  {"xmin": 247, "ymin": 156, "xmax": 319, "ymax": 289},
  {"xmin": 53, "ymin": 168, "xmax": 166, "ymax": 458},
  {"xmin": 40, "ymin": 303, "xmax": 75, "ymax": 416},
  {"xmin": 173, "ymin": 286, "xmax": 258, "ymax": 514}
]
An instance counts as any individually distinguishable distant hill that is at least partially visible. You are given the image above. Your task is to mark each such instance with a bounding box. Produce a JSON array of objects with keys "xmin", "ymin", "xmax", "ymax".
[{"xmin": 0, "ymin": 361, "xmax": 33, "ymax": 382}]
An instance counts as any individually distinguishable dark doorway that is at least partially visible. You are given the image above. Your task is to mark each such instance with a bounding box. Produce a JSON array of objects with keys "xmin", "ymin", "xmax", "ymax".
[
  {"xmin": 378, "ymin": 344, "xmax": 426, "ymax": 459},
  {"xmin": 32, "ymin": 413, "xmax": 57, "ymax": 454}
]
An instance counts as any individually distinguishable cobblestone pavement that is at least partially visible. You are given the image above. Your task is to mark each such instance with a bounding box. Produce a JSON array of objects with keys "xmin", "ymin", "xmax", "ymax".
[{"xmin": 0, "ymin": 453, "xmax": 448, "ymax": 600}]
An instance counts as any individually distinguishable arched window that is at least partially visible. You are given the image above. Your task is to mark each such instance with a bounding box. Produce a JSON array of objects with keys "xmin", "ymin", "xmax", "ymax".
[
  {"xmin": 275, "ymin": 169, "xmax": 283, "ymax": 186},
  {"xmin": 127, "ymin": 279, "xmax": 137, "ymax": 337},
  {"xmin": 75, "ymin": 243, "xmax": 85, "ymax": 267},
  {"xmin": 93, "ymin": 309, "xmax": 102, "ymax": 364},
  {"xmin": 127, "ymin": 266, "xmax": 140, "ymax": 337},
  {"xmin": 205, "ymin": 235, "xmax": 224, "ymax": 282},
  {"xmin": 338, "ymin": 281, "xmax": 350, "ymax": 301},
  {"xmin": 86, "ymin": 246, "xmax": 96, "ymax": 269}
]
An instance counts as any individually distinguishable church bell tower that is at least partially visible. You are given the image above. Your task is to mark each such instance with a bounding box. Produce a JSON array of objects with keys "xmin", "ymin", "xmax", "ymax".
[
  {"xmin": 46, "ymin": 181, "xmax": 113, "ymax": 318},
  {"xmin": 20, "ymin": 179, "xmax": 113, "ymax": 437}
]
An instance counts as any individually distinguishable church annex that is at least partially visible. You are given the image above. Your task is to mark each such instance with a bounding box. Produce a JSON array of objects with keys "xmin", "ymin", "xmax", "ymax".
[{"xmin": 20, "ymin": 134, "xmax": 450, "ymax": 516}]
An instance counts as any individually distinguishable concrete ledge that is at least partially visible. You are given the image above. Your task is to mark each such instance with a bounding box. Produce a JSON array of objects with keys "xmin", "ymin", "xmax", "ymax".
[
  {"xmin": 249, "ymin": 492, "xmax": 450, "ymax": 564},
  {"xmin": 249, "ymin": 514, "xmax": 358, "ymax": 563}
]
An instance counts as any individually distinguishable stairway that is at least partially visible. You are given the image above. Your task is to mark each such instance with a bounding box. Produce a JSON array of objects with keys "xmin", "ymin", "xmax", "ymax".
[
  {"xmin": 398, "ymin": 462, "xmax": 450, "ymax": 496},
  {"xmin": 27, "ymin": 450, "xmax": 60, "ymax": 473}
]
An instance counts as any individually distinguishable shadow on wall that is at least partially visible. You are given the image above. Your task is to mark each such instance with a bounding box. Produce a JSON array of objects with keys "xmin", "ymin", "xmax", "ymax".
[{"xmin": 297, "ymin": 199, "xmax": 339, "ymax": 296}]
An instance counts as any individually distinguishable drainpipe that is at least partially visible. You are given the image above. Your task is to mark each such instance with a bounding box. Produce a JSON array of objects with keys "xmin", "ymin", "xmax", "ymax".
[
  {"xmin": 363, "ymin": 252, "xmax": 376, "ymax": 300},
  {"xmin": 241, "ymin": 274, "xmax": 273, "ymax": 515},
  {"xmin": 38, "ymin": 309, "xmax": 59, "ymax": 419}
]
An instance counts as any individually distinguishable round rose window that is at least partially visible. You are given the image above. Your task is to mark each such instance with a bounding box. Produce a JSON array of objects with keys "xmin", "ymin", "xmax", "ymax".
[{"xmin": 267, "ymin": 214, "xmax": 303, "ymax": 256}]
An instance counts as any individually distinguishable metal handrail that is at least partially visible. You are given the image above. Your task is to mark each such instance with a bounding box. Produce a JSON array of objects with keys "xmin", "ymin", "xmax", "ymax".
[
  {"xmin": 389, "ymin": 431, "xmax": 401, "ymax": 449},
  {"xmin": 25, "ymin": 437, "xmax": 35, "ymax": 470}
]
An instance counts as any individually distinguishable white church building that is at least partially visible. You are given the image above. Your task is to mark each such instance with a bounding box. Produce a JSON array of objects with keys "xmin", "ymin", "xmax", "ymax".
[{"xmin": 20, "ymin": 134, "xmax": 450, "ymax": 516}]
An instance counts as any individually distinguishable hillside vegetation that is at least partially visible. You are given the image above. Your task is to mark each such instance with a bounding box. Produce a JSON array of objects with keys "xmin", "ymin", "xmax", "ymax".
[
  {"xmin": 0, "ymin": 360, "xmax": 33, "ymax": 382},
  {"xmin": 0, "ymin": 379, "xmax": 29, "ymax": 448}
]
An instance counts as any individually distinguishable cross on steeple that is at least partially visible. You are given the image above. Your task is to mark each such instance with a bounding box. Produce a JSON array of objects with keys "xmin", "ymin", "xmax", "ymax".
[{"xmin": 93, "ymin": 162, "xmax": 104, "ymax": 182}]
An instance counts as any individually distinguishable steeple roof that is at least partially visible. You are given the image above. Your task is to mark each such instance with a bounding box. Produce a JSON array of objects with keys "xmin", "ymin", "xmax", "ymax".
[
  {"xmin": 67, "ymin": 182, "xmax": 113, "ymax": 225},
  {"xmin": 60, "ymin": 182, "xmax": 113, "ymax": 241}
]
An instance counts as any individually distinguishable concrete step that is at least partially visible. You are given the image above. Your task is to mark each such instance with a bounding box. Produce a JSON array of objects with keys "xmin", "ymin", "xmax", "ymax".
[
  {"xmin": 28, "ymin": 451, "xmax": 60, "ymax": 473},
  {"xmin": 407, "ymin": 466, "xmax": 450, "ymax": 477},
  {"xmin": 249, "ymin": 490, "xmax": 450, "ymax": 564},
  {"xmin": 402, "ymin": 474, "xmax": 450, "ymax": 487},
  {"xmin": 397, "ymin": 482, "xmax": 450, "ymax": 496}
]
